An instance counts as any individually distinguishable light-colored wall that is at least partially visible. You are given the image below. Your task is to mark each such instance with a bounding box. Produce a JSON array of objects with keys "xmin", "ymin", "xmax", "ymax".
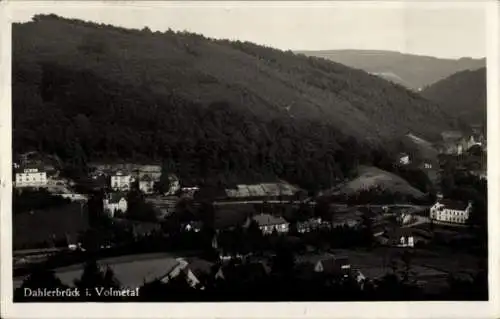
[
  {"xmin": 430, "ymin": 203, "xmax": 470, "ymax": 224},
  {"xmin": 139, "ymin": 181, "xmax": 155, "ymax": 194},
  {"xmin": 15, "ymin": 171, "xmax": 47, "ymax": 188},
  {"xmin": 259, "ymin": 223, "xmax": 289, "ymax": 234},
  {"xmin": 111, "ymin": 175, "xmax": 131, "ymax": 191},
  {"xmin": 103, "ymin": 198, "xmax": 128, "ymax": 217}
]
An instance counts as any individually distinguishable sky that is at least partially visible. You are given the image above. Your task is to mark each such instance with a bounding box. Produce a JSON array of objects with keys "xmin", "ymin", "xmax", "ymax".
[{"xmin": 7, "ymin": 1, "xmax": 488, "ymax": 59}]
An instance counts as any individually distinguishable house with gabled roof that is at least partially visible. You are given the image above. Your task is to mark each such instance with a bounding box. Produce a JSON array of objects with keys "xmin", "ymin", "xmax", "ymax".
[{"xmin": 244, "ymin": 213, "xmax": 289, "ymax": 234}]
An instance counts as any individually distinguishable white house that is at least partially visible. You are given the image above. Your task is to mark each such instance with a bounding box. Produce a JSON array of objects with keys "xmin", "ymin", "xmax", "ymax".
[
  {"xmin": 244, "ymin": 213, "xmax": 289, "ymax": 235},
  {"xmin": 138, "ymin": 175, "xmax": 155, "ymax": 194},
  {"xmin": 399, "ymin": 153, "xmax": 411, "ymax": 165},
  {"xmin": 465, "ymin": 135, "xmax": 482, "ymax": 150},
  {"xmin": 430, "ymin": 199, "xmax": 472, "ymax": 225},
  {"xmin": 14, "ymin": 166, "xmax": 47, "ymax": 188},
  {"xmin": 397, "ymin": 234, "xmax": 415, "ymax": 248},
  {"xmin": 398, "ymin": 212, "xmax": 414, "ymax": 226},
  {"xmin": 110, "ymin": 171, "xmax": 132, "ymax": 191},
  {"xmin": 103, "ymin": 193, "xmax": 128, "ymax": 217},
  {"xmin": 166, "ymin": 174, "xmax": 181, "ymax": 195}
]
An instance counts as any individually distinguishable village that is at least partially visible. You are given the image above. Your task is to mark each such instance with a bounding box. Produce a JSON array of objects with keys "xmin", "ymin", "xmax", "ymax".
[{"xmin": 11, "ymin": 126, "xmax": 487, "ymax": 299}]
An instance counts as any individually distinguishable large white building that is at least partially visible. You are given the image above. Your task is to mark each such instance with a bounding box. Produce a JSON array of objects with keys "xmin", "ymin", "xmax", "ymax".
[
  {"xmin": 110, "ymin": 171, "xmax": 132, "ymax": 191},
  {"xmin": 14, "ymin": 166, "xmax": 47, "ymax": 188},
  {"xmin": 430, "ymin": 199, "xmax": 472, "ymax": 225}
]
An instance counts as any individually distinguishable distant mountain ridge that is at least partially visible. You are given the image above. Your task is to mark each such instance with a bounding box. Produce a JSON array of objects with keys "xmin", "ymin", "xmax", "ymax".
[
  {"xmin": 420, "ymin": 68, "xmax": 487, "ymax": 127},
  {"xmin": 295, "ymin": 49, "xmax": 485, "ymax": 91}
]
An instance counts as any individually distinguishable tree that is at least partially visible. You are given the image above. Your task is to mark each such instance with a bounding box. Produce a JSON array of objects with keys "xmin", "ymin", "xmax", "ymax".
[
  {"xmin": 126, "ymin": 190, "xmax": 158, "ymax": 222},
  {"xmin": 271, "ymin": 244, "xmax": 295, "ymax": 276},
  {"xmin": 359, "ymin": 213, "xmax": 375, "ymax": 247},
  {"xmin": 74, "ymin": 259, "xmax": 122, "ymax": 300},
  {"xmin": 157, "ymin": 159, "xmax": 176, "ymax": 194}
]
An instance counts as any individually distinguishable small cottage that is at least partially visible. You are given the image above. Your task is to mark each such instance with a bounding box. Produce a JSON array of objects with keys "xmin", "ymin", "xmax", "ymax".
[{"xmin": 103, "ymin": 193, "xmax": 128, "ymax": 217}]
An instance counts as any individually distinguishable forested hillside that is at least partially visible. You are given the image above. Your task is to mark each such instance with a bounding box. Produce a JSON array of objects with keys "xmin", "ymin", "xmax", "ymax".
[
  {"xmin": 421, "ymin": 68, "xmax": 487, "ymax": 127},
  {"xmin": 296, "ymin": 50, "xmax": 485, "ymax": 91},
  {"xmin": 13, "ymin": 15, "xmax": 459, "ymax": 190}
]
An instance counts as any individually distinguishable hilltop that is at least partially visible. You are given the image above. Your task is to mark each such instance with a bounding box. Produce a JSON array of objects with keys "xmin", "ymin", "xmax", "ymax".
[
  {"xmin": 13, "ymin": 15, "xmax": 458, "ymax": 190},
  {"xmin": 319, "ymin": 166, "xmax": 427, "ymax": 203},
  {"xmin": 295, "ymin": 50, "xmax": 485, "ymax": 91},
  {"xmin": 420, "ymin": 68, "xmax": 487, "ymax": 127}
]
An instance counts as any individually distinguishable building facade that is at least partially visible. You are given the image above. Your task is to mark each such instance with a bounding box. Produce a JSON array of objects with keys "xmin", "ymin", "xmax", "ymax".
[
  {"xmin": 430, "ymin": 199, "xmax": 472, "ymax": 225},
  {"xmin": 245, "ymin": 213, "xmax": 289, "ymax": 234},
  {"xmin": 110, "ymin": 171, "xmax": 132, "ymax": 191},
  {"xmin": 103, "ymin": 193, "xmax": 128, "ymax": 217},
  {"xmin": 139, "ymin": 175, "xmax": 155, "ymax": 194},
  {"xmin": 14, "ymin": 167, "xmax": 47, "ymax": 188}
]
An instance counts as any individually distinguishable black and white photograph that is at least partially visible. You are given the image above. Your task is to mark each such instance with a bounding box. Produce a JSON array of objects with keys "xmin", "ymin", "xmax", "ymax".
[{"xmin": 0, "ymin": 0, "xmax": 498, "ymax": 318}]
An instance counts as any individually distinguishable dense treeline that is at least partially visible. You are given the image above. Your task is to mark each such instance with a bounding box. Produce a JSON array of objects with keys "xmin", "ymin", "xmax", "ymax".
[
  {"xmin": 421, "ymin": 68, "xmax": 487, "ymax": 127},
  {"xmin": 12, "ymin": 14, "xmax": 460, "ymax": 190},
  {"xmin": 13, "ymin": 189, "xmax": 71, "ymax": 214},
  {"xmin": 297, "ymin": 50, "xmax": 485, "ymax": 91},
  {"xmin": 13, "ymin": 60, "xmax": 378, "ymax": 190}
]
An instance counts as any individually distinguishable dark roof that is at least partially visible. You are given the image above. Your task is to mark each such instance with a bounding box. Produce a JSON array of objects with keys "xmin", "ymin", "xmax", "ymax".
[
  {"xmin": 14, "ymin": 165, "xmax": 46, "ymax": 174},
  {"xmin": 251, "ymin": 213, "xmax": 288, "ymax": 226},
  {"xmin": 213, "ymin": 205, "xmax": 255, "ymax": 229},
  {"xmin": 13, "ymin": 203, "xmax": 89, "ymax": 250},
  {"xmin": 297, "ymin": 218, "xmax": 322, "ymax": 227},
  {"xmin": 107, "ymin": 192, "xmax": 127, "ymax": 204},
  {"xmin": 185, "ymin": 258, "xmax": 216, "ymax": 278},
  {"xmin": 438, "ymin": 199, "xmax": 470, "ymax": 210},
  {"xmin": 112, "ymin": 218, "xmax": 161, "ymax": 235},
  {"xmin": 139, "ymin": 174, "xmax": 153, "ymax": 182}
]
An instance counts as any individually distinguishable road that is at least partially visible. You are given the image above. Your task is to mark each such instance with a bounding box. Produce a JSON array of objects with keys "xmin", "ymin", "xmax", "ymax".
[{"xmin": 213, "ymin": 200, "xmax": 316, "ymax": 206}]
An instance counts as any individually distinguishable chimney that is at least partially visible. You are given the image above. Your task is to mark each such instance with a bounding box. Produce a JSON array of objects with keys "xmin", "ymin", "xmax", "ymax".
[
  {"xmin": 436, "ymin": 193, "xmax": 443, "ymax": 202},
  {"xmin": 467, "ymin": 201, "xmax": 473, "ymax": 210}
]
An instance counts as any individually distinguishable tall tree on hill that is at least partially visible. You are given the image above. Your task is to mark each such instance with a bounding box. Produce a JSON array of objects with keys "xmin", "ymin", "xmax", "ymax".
[
  {"xmin": 74, "ymin": 260, "xmax": 122, "ymax": 300},
  {"xmin": 360, "ymin": 212, "xmax": 375, "ymax": 247},
  {"xmin": 156, "ymin": 158, "xmax": 176, "ymax": 194}
]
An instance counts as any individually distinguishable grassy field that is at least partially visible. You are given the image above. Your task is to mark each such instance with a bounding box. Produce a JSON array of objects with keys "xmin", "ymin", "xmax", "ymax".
[
  {"xmin": 333, "ymin": 246, "xmax": 483, "ymax": 278},
  {"xmin": 328, "ymin": 166, "xmax": 425, "ymax": 200}
]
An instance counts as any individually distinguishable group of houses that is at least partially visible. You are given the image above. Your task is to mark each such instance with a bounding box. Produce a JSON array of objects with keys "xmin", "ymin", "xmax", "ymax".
[
  {"xmin": 84, "ymin": 163, "xmax": 187, "ymax": 218},
  {"xmin": 437, "ymin": 130, "xmax": 485, "ymax": 156},
  {"xmin": 14, "ymin": 250, "xmax": 358, "ymax": 293}
]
